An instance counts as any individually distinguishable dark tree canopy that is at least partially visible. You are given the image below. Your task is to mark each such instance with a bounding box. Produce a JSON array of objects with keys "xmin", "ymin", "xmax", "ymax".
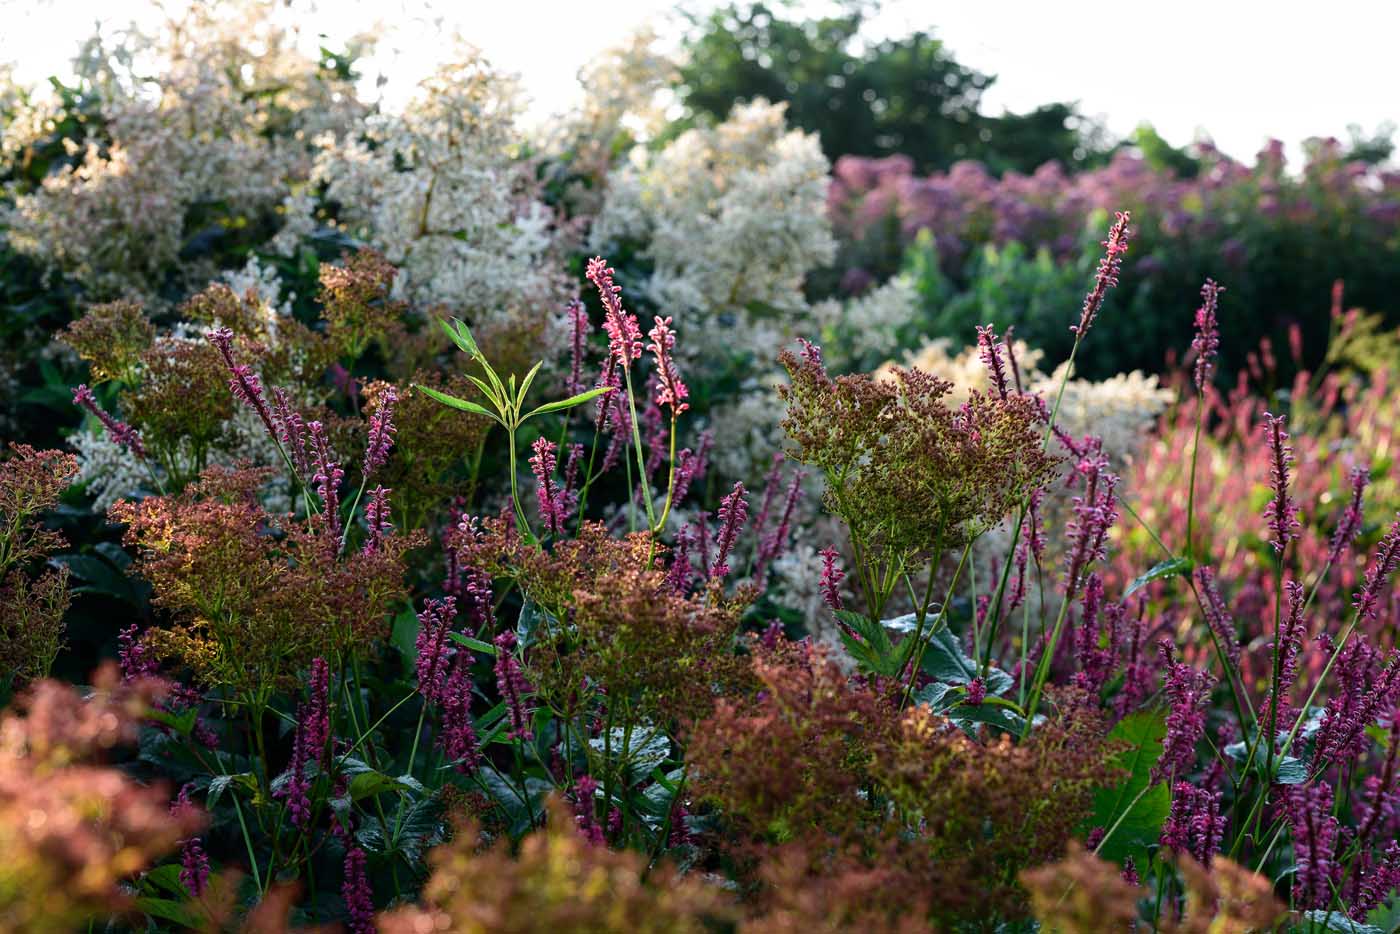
[{"xmin": 677, "ymin": 1, "xmax": 1109, "ymax": 174}]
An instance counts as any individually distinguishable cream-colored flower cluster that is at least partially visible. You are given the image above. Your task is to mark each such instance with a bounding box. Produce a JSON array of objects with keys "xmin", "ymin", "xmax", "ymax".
[
  {"xmin": 590, "ymin": 99, "xmax": 836, "ymax": 362},
  {"xmin": 3, "ymin": 1, "xmax": 366, "ymax": 301},
  {"xmin": 313, "ymin": 50, "xmax": 574, "ymax": 357}
]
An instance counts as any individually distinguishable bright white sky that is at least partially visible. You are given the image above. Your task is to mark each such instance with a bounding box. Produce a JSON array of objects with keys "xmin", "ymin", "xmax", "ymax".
[{"xmin": 3, "ymin": 0, "xmax": 1397, "ymax": 165}]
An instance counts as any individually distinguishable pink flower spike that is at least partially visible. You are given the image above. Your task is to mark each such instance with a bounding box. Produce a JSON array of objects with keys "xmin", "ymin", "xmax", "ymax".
[
  {"xmin": 647, "ymin": 315, "xmax": 689, "ymax": 414},
  {"xmin": 363, "ymin": 386, "xmax": 398, "ymax": 478},
  {"xmin": 1263, "ymin": 412, "xmax": 1300, "ymax": 554},
  {"xmin": 1191, "ymin": 279, "xmax": 1225, "ymax": 391},
  {"xmin": 586, "ymin": 257, "xmax": 643, "ymax": 366},
  {"xmin": 711, "ymin": 482, "xmax": 749, "ymax": 580},
  {"xmin": 1072, "ymin": 211, "xmax": 1131, "ymax": 337},
  {"xmin": 73, "ymin": 383, "xmax": 147, "ymax": 459}
]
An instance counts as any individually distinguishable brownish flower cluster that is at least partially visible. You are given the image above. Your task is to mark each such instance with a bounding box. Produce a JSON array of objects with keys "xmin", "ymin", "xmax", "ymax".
[
  {"xmin": 363, "ymin": 374, "xmax": 492, "ymax": 531},
  {"xmin": 60, "ymin": 299, "xmax": 155, "ymax": 385},
  {"xmin": 378, "ymin": 796, "xmax": 731, "ymax": 934},
  {"xmin": 110, "ymin": 466, "xmax": 421, "ymax": 692},
  {"xmin": 0, "ymin": 444, "xmax": 79, "ymax": 685},
  {"xmin": 687, "ymin": 641, "xmax": 1114, "ymax": 926},
  {"xmin": 779, "ymin": 346, "xmax": 1055, "ymax": 612},
  {"xmin": 318, "ymin": 248, "xmax": 409, "ymax": 359},
  {"xmin": 1020, "ymin": 844, "xmax": 1285, "ymax": 933},
  {"xmin": 0, "ymin": 664, "xmax": 202, "ymax": 931},
  {"xmin": 462, "ymin": 517, "xmax": 752, "ymax": 723}
]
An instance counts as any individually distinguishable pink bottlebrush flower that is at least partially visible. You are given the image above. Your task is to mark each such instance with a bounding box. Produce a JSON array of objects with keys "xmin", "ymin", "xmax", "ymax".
[
  {"xmin": 641, "ymin": 385, "xmax": 667, "ymax": 479},
  {"xmin": 118, "ymin": 624, "xmax": 159, "ymax": 681},
  {"xmin": 1313, "ymin": 641, "xmax": 1400, "ymax": 769},
  {"xmin": 1121, "ymin": 856, "xmax": 1140, "ymax": 887},
  {"xmin": 819, "ymin": 546, "xmax": 845, "ymax": 611},
  {"xmin": 1193, "ymin": 566, "xmax": 1240, "ymax": 668},
  {"xmin": 694, "ymin": 511, "xmax": 712, "ymax": 579},
  {"xmin": 1161, "ymin": 781, "xmax": 1225, "ymax": 866},
  {"xmin": 363, "ymin": 485, "xmax": 393, "ymax": 552},
  {"xmin": 796, "ymin": 338, "xmax": 823, "ymax": 367},
  {"xmin": 1347, "ymin": 842, "xmax": 1400, "ymax": 919},
  {"xmin": 1072, "ymin": 574, "xmax": 1118, "ymax": 695},
  {"xmin": 752, "ymin": 454, "xmax": 785, "ymax": 538},
  {"xmin": 1356, "ymin": 712, "xmax": 1400, "ymax": 846},
  {"xmin": 179, "ymin": 836, "xmax": 210, "ymax": 897},
  {"xmin": 648, "ymin": 316, "xmax": 689, "ymax": 415},
  {"xmin": 529, "ymin": 438, "xmax": 571, "ymax": 535},
  {"xmin": 1063, "ymin": 455, "xmax": 1118, "ymax": 601},
  {"xmin": 666, "ymin": 525, "xmax": 697, "ymax": 594},
  {"xmin": 307, "ymin": 420, "xmax": 344, "ymax": 542},
  {"xmin": 759, "ymin": 621, "xmax": 784, "ymax": 650},
  {"xmin": 754, "ymin": 469, "xmax": 804, "ymax": 581},
  {"xmin": 363, "ymin": 386, "xmax": 398, "ymax": 478},
  {"xmin": 1263, "ymin": 413, "xmax": 1300, "ymax": 553},
  {"xmin": 976, "ymin": 324, "xmax": 1010, "ymax": 399},
  {"xmin": 1287, "ymin": 782, "xmax": 1342, "ymax": 910},
  {"xmin": 269, "ymin": 387, "xmax": 310, "ymax": 477},
  {"xmin": 573, "ymin": 775, "xmax": 605, "ymax": 845},
  {"xmin": 1354, "ymin": 512, "xmax": 1400, "ymax": 623},
  {"xmin": 415, "ymin": 596, "xmax": 458, "ymax": 705},
  {"xmin": 1071, "ymin": 210, "xmax": 1131, "ymax": 336},
  {"xmin": 711, "ymin": 482, "xmax": 749, "ymax": 580},
  {"xmin": 964, "ymin": 677, "xmax": 987, "ymax": 706},
  {"xmin": 494, "ymin": 631, "xmax": 534, "ymax": 742},
  {"xmin": 1262, "ymin": 579, "xmax": 1307, "ymax": 733},
  {"xmin": 342, "ymin": 846, "xmax": 375, "ymax": 934},
  {"xmin": 1113, "ymin": 599, "xmax": 1154, "ymax": 720},
  {"xmin": 607, "ymin": 807, "xmax": 623, "ymax": 838},
  {"xmin": 1327, "ymin": 464, "xmax": 1371, "ymax": 566},
  {"xmin": 669, "ymin": 802, "xmax": 694, "ymax": 848},
  {"xmin": 438, "ymin": 655, "xmax": 482, "ymax": 774},
  {"xmin": 207, "ymin": 327, "xmax": 276, "ymax": 436},
  {"xmin": 565, "ymin": 298, "xmax": 591, "ymax": 395},
  {"xmin": 1190, "ymin": 279, "xmax": 1225, "ymax": 392},
  {"xmin": 586, "ymin": 257, "xmax": 643, "ymax": 366},
  {"xmin": 1151, "ymin": 641, "xmax": 1214, "ymax": 785},
  {"xmin": 274, "ymin": 658, "xmax": 331, "ymax": 830},
  {"xmin": 72, "ymin": 384, "xmax": 147, "ymax": 459}
]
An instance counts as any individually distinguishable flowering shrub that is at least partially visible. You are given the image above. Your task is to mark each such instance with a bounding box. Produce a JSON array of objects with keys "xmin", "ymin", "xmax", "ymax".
[
  {"xmin": 831, "ymin": 145, "xmax": 1400, "ymax": 378},
  {"xmin": 7, "ymin": 16, "xmax": 1400, "ymax": 931}
]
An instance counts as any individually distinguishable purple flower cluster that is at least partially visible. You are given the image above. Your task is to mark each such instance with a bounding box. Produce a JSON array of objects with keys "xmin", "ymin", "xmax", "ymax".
[
  {"xmin": 647, "ymin": 316, "xmax": 689, "ymax": 415},
  {"xmin": 1161, "ymin": 781, "xmax": 1225, "ymax": 866},
  {"xmin": 1326, "ymin": 464, "xmax": 1370, "ymax": 567},
  {"xmin": 1287, "ymin": 782, "xmax": 1342, "ymax": 910},
  {"xmin": 1151, "ymin": 641, "xmax": 1214, "ymax": 785},
  {"xmin": 529, "ymin": 438, "xmax": 576, "ymax": 536},
  {"xmin": 1353, "ymin": 512, "xmax": 1400, "ymax": 624},
  {"xmin": 207, "ymin": 326, "xmax": 276, "ymax": 436},
  {"xmin": 72, "ymin": 384, "xmax": 146, "ymax": 459},
  {"xmin": 819, "ymin": 546, "xmax": 845, "ymax": 611},
  {"xmin": 494, "ymin": 631, "xmax": 534, "ymax": 742},
  {"xmin": 710, "ymin": 482, "xmax": 749, "ymax": 581},
  {"xmin": 307, "ymin": 420, "xmax": 344, "ymax": 542},
  {"xmin": 1072, "ymin": 211, "xmax": 1131, "ymax": 337},
  {"xmin": 415, "ymin": 596, "xmax": 458, "ymax": 705},
  {"xmin": 573, "ymin": 775, "xmax": 604, "ymax": 845},
  {"xmin": 1189, "ymin": 279, "xmax": 1224, "ymax": 391},
  {"xmin": 342, "ymin": 845, "xmax": 374, "ymax": 933},
  {"xmin": 363, "ymin": 385, "xmax": 398, "ymax": 477},
  {"xmin": 363, "ymin": 485, "xmax": 393, "ymax": 552},
  {"xmin": 1263, "ymin": 413, "xmax": 1300, "ymax": 554},
  {"xmin": 274, "ymin": 657, "xmax": 331, "ymax": 830},
  {"xmin": 1193, "ymin": 566, "xmax": 1239, "ymax": 667},
  {"xmin": 586, "ymin": 257, "xmax": 643, "ymax": 366}
]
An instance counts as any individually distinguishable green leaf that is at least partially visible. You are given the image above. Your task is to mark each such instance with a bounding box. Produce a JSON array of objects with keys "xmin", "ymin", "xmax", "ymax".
[
  {"xmin": 141, "ymin": 864, "xmax": 189, "ymax": 898},
  {"xmin": 466, "ymin": 374, "xmax": 505, "ymax": 411},
  {"xmin": 448, "ymin": 631, "xmax": 497, "ymax": 655},
  {"xmin": 1125, "ymin": 555, "xmax": 1193, "ymax": 597},
  {"xmin": 515, "ymin": 360, "xmax": 545, "ymax": 409},
  {"xmin": 917, "ymin": 626, "xmax": 978, "ymax": 683},
  {"xmin": 1089, "ymin": 711, "xmax": 1171, "ymax": 866},
  {"xmin": 348, "ymin": 770, "xmax": 404, "ymax": 801},
  {"xmin": 439, "ymin": 317, "xmax": 480, "ymax": 358},
  {"xmin": 135, "ymin": 896, "xmax": 204, "ymax": 928},
  {"xmin": 414, "ymin": 384, "xmax": 500, "ymax": 424},
  {"xmin": 1301, "ymin": 911, "xmax": 1383, "ymax": 934},
  {"xmin": 524, "ymin": 385, "xmax": 614, "ymax": 422},
  {"xmin": 1274, "ymin": 756, "xmax": 1309, "ymax": 784}
]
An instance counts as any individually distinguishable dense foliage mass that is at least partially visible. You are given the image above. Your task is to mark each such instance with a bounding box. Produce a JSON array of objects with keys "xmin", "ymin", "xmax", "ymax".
[{"xmin": 3, "ymin": 3, "xmax": 1400, "ymax": 931}]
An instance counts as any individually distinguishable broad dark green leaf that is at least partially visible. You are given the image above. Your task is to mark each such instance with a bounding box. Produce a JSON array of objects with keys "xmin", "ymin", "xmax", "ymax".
[
  {"xmin": 448, "ymin": 631, "xmax": 497, "ymax": 655},
  {"xmin": 1089, "ymin": 711, "xmax": 1171, "ymax": 865},
  {"xmin": 135, "ymin": 896, "xmax": 205, "ymax": 928}
]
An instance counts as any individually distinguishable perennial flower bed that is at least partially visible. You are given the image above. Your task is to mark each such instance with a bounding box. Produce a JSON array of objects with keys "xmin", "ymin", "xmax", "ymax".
[{"xmin": 3, "ymin": 4, "xmax": 1400, "ymax": 931}]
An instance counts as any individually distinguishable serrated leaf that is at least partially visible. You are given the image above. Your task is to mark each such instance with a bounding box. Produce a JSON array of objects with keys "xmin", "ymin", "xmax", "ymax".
[
  {"xmin": 1089, "ymin": 711, "xmax": 1171, "ymax": 866},
  {"xmin": 524, "ymin": 385, "xmax": 614, "ymax": 421},
  {"xmin": 414, "ymin": 384, "xmax": 500, "ymax": 424},
  {"xmin": 1125, "ymin": 555, "xmax": 1193, "ymax": 596},
  {"xmin": 917, "ymin": 626, "xmax": 979, "ymax": 683}
]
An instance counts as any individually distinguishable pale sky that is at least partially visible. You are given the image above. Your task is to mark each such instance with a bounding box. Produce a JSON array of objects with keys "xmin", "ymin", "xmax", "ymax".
[{"xmin": 3, "ymin": 0, "xmax": 1397, "ymax": 165}]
